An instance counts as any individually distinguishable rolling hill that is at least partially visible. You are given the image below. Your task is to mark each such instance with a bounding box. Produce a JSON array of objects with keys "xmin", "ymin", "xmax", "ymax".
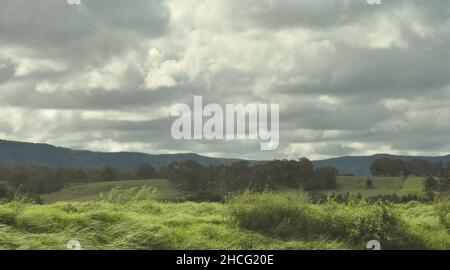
[
  {"xmin": 1, "ymin": 139, "xmax": 450, "ymax": 176},
  {"xmin": 0, "ymin": 140, "xmax": 243, "ymax": 171},
  {"xmin": 313, "ymin": 154, "xmax": 450, "ymax": 176}
]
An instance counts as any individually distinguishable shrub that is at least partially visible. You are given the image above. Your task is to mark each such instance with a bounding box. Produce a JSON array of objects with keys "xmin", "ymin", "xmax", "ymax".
[
  {"xmin": 229, "ymin": 192, "xmax": 328, "ymax": 238},
  {"xmin": 436, "ymin": 200, "xmax": 450, "ymax": 230},
  {"xmin": 228, "ymin": 192, "xmax": 423, "ymax": 249}
]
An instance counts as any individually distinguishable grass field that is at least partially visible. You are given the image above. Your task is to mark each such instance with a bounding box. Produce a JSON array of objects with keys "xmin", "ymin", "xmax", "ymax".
[
  {"xmin": 0, "ymin": 192, "xmax": 448, "ymax": 250},
  {"xmin": 41, "ymin": 176, "xmax": 427, "ymax": 204},
  {"xmin": 41, "ymin": 179, "xmax": 178, "ymax": 204},
  {"xmin": 332, "ymin": 176, "xmax": 426, "ymax": 198},
  {"xmin": 274, "ymin": 176, "xmax": 426, "ymax": 198},
  {"xmin": 396, "ymin": 177, "xmax": 426, "ymax": 197}
]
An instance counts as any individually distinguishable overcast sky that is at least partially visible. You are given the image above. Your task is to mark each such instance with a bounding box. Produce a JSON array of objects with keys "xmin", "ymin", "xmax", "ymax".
[{"xmin": 1, "ymin": 0, "xmax": 450, "ymax": 160}]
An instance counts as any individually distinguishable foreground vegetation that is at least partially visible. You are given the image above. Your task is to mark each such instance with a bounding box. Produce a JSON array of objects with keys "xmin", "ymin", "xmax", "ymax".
[{"xmin": 0, "ymin": 189, "xmax": 448, "ymax": 250}]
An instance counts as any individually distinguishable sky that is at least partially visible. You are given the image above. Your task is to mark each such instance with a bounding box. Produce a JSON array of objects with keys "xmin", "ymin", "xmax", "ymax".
[{"xmin": 0, "ymin": 0, "xmax": 450, "ymax": 161}]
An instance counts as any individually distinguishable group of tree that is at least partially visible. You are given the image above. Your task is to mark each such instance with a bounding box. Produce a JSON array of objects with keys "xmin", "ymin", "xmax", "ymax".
[
  {"xmin": 370, "ymin": 158, "xmax": 448, "ymax": 177},
  {"xmin": 0, "ymin": 163, "xmax": 158, "ymax": 201},
  {"xmin": 0, "ymin": 158, "xmax": 338, "ymax": 202},
  {"xmin": 161, "ymin": 158, "xmax": 338, "ymax": 199}
]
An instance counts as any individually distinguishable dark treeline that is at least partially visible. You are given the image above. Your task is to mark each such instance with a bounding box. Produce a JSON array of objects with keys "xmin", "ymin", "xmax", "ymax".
[
  {"xmin": 0, "ymin": 164, "xmax": 158, "ymax": 201},
  {"xmin": 0, "ymin": 158, "xmax": 337, "ymax": 203},
  {"xmin": 370, "ymin": 158, "xmax": 450, "ymax": 177},
  {"xmin": 160, "ymin": 158, "xmax": 337, "ymax": 200}
]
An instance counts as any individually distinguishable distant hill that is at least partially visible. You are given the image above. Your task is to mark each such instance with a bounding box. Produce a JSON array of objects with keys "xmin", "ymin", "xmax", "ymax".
[
  {"xmin": 313, "ymin": 154, "xmax": 450, "ymax": 176},
  {"xmin": 1, "ymin": 139, "xmax": 450, "ymax": 175},
  {"xmin": 0, "ymin": 140, "xmax": 242, "ymax": 171}
]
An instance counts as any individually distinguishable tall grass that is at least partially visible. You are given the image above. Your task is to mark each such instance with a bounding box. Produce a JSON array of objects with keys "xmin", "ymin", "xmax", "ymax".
[
  {"xmin": 436, "ymin": 200, "xmax": 450, "ymax": 230},
  {"xmin": 99, "ymin": 185, "xmax": 158, "ymax": 203},
  {"xmin": 228, "ymin": 192, "xmax": 426, "ymax": 249},
  {"xmin": 0, "ymin": 187, "xmax": 448, "ymax": 250}
]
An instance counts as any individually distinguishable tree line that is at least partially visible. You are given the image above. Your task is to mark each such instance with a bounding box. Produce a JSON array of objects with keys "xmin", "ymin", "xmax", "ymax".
[
  {"xmin": 0, "ymin": 158, "xmax": 338, "ymax": 202},
  {"xmin": 0, "ymin": 164, "xmax": 158, "ymax": 201},
  {"xmin": 161, "ymin": 158, "xmax": 337, "ymax": 199},
  {"xmin": 370, "ymin": 158, "xmax": 450, "ymax": 177}
]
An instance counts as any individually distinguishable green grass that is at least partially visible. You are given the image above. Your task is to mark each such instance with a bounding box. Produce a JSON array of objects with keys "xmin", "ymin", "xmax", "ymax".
[
  {"xmin": 0, "ymin": 200, "xmax": 349, "ymax": 250},
  {"xmin": 228, "ymin": 192, "xmax": 450, "ymax": 250},
  {"xmin": 397, "ymin": 177, "xmax": 426, "ymax": 197},
  {"xmin": 42, "ymin": 176, "xmax": 427, "ymax": 204},
  {"xmin": 41, "ymin": 176, "xmax": 424, "ymax": 204},
  {"xmin": 278, "ymin": 176, "xmax": 425, "ymax": 198},
  {"xmin": 41, "ymin": 179, "xmax": 178, "ymax": 204},
  {"xmin": 2, "ymin": 176, "xmax": 443, "ymax": 250},
  {"xmin": 0, "ymin": 191, "xmax": 448, "ymax": 250},
  {"xmin": 335, "ymin": 176, "xmax": 405, "ymax": 197}
]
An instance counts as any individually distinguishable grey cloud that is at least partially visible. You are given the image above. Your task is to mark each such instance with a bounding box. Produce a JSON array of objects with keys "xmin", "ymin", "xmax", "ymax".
[
  {"xmin": 0, "ymin": 0, "xmax": 170, "ymax": 48},
  {"xmin": 0, "ymin": 59, "xmax": 15, "ymax": 83},
  {"xmin": 1, "ymin": 0, "xmax": 450, "ymax": 160}
]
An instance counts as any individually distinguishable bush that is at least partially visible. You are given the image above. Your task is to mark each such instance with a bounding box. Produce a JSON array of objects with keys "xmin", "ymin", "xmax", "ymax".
[
  {"xmin": 436, "ymin": 200, "xmax": 450, "ymax": 230},
  {"xmin": 228, "ymin": 192, "xmax": 423, "ymax": 249},
  {"xmin": 228, "ymin": 192, "xmax": 321, "ymax": 238},
  {"xmin": 341, "ymin": 202, "xmax": 420, "ymax": 249}
]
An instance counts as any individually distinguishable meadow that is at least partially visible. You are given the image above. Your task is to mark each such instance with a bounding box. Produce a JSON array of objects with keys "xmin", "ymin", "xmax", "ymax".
[
  {"xmin": 41, "ymin": 179, "xmax": 178, "ymax": 204},
  {"xmin": 314, "ymin": 176, "xmax": 426, "ymax": 198},
  {"xmin": 1, "ymin": 176, "xmax": 448, "ymax": 250},
  {"xmin": 41, "ymin": 176, "xmax": 427, "ymax": 204},
  {"xmin": 0, "ymin": 186, "xmax": 449, "ymax": 250}
]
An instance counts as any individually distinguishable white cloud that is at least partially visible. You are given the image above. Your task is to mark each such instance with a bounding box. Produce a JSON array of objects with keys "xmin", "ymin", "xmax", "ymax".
[{"xmin": 1, "ymin": 0, "xmax": 450, "ymax": 159}]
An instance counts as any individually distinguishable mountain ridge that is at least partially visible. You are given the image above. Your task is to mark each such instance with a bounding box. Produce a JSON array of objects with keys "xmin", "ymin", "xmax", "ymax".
[{"xmin": 1, "ymin": 139, "xmax": 450, "ymax": 176}]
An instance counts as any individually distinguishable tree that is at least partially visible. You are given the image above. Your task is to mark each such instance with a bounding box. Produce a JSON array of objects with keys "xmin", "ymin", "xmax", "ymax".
[
  {"xmin": 436, "ymin": 177, "xmax": 450, "ymax": 192},
  {"xmin": 134, "ymin": 164, "xmax": 156, "ymax": 179},
  {"xmin": 306, "ymin": 166, "xmax": 337, "ymax": 190},
  {"xmin": 365, "ymin": 177, "xmax": 374, "ymax": 189},
  {"xmin": 100, "ymin": 166, "xmax": 118, "ymax": 181},
  {"xmin": 423, "ymin": 176, "xmax": 438, "ymax": 192},
  {"xmin": 166, "ymin": 161, "xmax": 208, "ymax": 191},
  {"xmin": 0, "ymin": 181, "xmax": 14, "ymax": 200},
  {"xmin": 298, "ymin": 158, "xmax": 314, "ymax": 189}
]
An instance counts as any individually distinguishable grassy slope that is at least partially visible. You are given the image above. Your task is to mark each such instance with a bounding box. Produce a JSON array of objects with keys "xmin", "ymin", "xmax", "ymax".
[{"xmin": 41, "ymin": 179, "xmax": 178, "ymax": 204}]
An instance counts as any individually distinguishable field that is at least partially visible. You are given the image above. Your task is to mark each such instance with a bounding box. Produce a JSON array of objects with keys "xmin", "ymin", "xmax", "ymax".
[
  {"xmin": 275, "ymin": 176, "xmax": 426, "ymax": 198},
  {"xmin": 1, "ymin": 176, "xmax": 448, "ymax": 250},
  {"xmin": 0, "ymin": 192, "xmax": 449, "ymax": 250},
  {"xmin": 41, "ymin": 179, "xmax": 178, "ymax": 204},
  {"xmin": 41, "ymin": 176, "xmax": 427, "ymax": 204},
  {"xmin": 333, "ymin": 176, "xmax": 426, "ymax": 198}
]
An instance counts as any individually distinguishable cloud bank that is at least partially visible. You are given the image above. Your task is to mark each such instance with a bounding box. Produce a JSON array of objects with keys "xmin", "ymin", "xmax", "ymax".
[{"xmin": 1, "ymin": 0, "xmax": 450, "ymax": 160}]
